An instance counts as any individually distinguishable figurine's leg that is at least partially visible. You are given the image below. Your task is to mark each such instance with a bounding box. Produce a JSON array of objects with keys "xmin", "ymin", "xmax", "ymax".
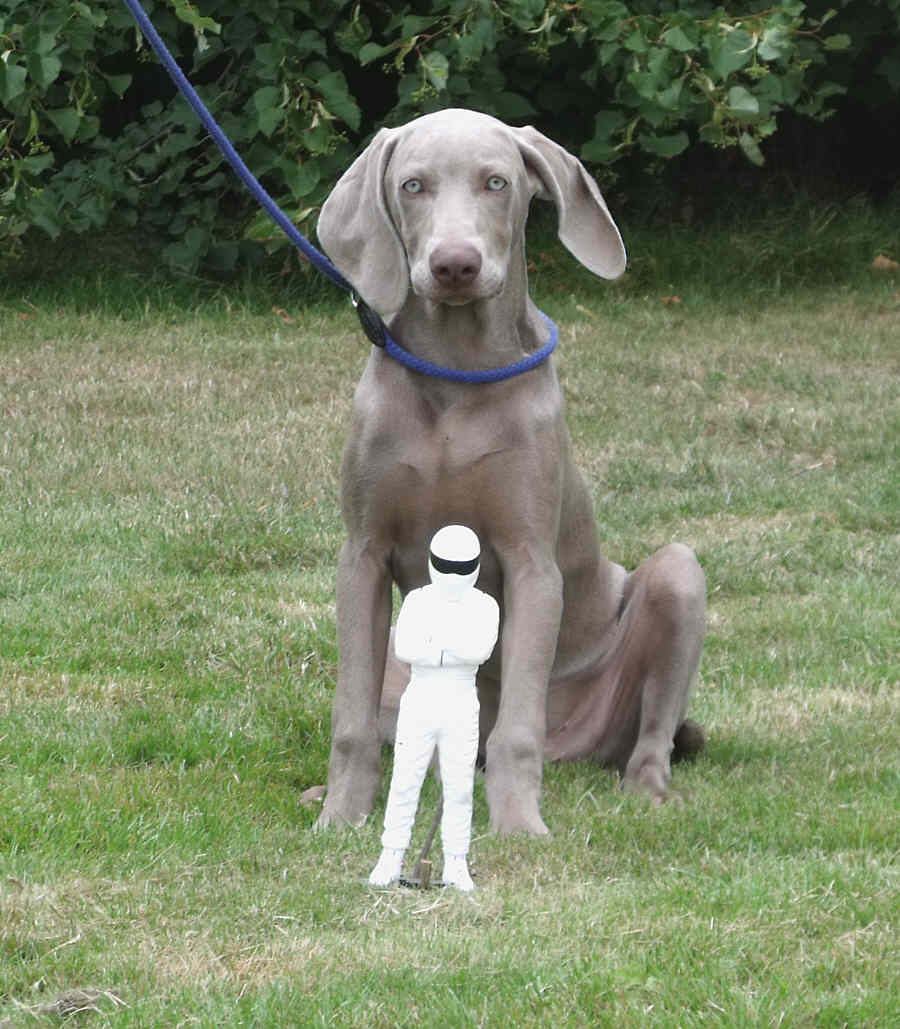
[
  {"xmin": 380, "ymin": 685, "xmax": 437, "ymax": 852},
  {"xmin": 370, "ymin": 689, "xmax": 437, "ymax": 887},
  {"xmin": 438, "ymin": 688, "xmax": 480, "ymax": 891}
]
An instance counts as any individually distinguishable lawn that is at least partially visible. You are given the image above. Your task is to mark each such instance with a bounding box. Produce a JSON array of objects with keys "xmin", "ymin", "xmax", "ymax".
[{"xmin": 1, "ymin": 205, "xmax": 898, "ymax": 1027}]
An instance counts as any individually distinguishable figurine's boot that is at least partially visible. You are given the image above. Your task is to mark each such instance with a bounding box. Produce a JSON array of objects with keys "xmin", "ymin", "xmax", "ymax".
[
  {"xmin": 442, "ymin": 853, "xmax": 475, "ymax": 892},
  {"xmin": 368, "ymin": 847, "xmax": 405, "ymax": 887}
]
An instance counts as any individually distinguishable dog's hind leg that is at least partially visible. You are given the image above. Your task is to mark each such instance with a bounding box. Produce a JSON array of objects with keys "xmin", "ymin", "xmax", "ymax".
[
  {"xmin": 618, "ymin": 543, "xmax": 706, "ymax": 800},
  {"xmin": 545, "ymin": 543, "xmax": 706, "ymax": 801}
]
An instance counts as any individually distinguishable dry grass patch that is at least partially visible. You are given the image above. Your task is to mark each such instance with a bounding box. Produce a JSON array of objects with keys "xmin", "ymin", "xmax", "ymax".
[
  {"xmin": 733, "ymin": 681, "xmax": 898, "ymax": 739},
  {"xmin": 1, "ymin": 673, "xmax": 158, "ymax": 708}
]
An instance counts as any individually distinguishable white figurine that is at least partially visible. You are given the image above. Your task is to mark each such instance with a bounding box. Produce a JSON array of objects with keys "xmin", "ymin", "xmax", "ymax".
[{"xmin": 369, "ymin": 525, "xmax": 499, "ymax": 891}]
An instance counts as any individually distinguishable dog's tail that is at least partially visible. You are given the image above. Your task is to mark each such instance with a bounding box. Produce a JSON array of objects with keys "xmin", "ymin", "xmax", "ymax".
[{"xmin": 672, "ymin": 719, "xmax": 705, "ymax": 763}]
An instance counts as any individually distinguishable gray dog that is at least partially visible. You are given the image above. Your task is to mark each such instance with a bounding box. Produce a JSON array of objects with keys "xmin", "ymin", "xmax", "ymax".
[{"xmin": 315, "ymin": 109, "xmax": 706, "ymax": 835}]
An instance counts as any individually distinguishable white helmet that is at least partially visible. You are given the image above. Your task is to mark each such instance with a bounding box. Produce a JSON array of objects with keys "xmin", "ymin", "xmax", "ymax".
[{"xmin": 428, "ymin": 525, "xmax": 481, "ymax": 601}]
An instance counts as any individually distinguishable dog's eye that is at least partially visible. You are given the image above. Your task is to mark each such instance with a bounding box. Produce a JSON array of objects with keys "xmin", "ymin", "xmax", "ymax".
[
  {"xmin": 402, "ymin": 179, "xmax": 424, "ymax": 194},
  {"xmin": 486, "ymin": 176, "xmax": 508, "ymax": 192}
]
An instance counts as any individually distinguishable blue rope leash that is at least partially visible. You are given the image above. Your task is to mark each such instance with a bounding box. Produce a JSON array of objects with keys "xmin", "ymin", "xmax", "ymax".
[
  {"xmin": 385, "ymin": 316, "xmax": 558, "ymax": 385},
  {"xmin": 121, "ymin": 0, "xmax": 558, "ymax": 384}
]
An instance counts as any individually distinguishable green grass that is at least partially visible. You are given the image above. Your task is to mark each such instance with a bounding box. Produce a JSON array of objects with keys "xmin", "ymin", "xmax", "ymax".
[{"xmin": 1, "ymin": 202, "xmax": 898, "ymax": 1027}]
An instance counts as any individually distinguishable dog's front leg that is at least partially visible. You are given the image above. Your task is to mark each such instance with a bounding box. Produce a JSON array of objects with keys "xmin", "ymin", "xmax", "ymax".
[
  {"xmin": 486, "ymin": 552, "xmax": 562, "ymax": 835},
  {"xmin": 317, "ymin": 538, "xmax": 392, "ymax": 829}
]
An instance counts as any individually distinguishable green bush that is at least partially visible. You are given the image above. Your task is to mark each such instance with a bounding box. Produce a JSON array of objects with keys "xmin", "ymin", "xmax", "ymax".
[{"xmin": 1, "ymin": 1, "xmax": 896, "ymax": 271}]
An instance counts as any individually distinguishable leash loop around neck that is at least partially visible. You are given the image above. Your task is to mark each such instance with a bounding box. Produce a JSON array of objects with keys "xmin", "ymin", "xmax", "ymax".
[
  {"xmin": 384, "ymin": 315, "xmax": 559, "ymax": 385},
  {"xmin": 121, "ymin": 0, "xmax": 558, "ymax": 383}
]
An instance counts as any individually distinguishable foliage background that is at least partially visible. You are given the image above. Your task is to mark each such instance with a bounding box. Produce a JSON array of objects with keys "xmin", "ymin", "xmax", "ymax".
[{"xmin": 1, "ymin": 0, "xmax": 898, "ymax": 273}]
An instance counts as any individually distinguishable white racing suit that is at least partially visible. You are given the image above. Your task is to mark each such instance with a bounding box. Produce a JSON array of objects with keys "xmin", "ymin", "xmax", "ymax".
[{"xmin": 371, "ymin": 581, "xmax": 499, "ymax": 889}]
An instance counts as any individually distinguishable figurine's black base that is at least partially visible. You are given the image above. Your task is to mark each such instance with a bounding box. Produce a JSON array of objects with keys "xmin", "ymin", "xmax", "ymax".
[{"xmin": 399, "ymin": 858, "xmax": 434, "ymax": 889}]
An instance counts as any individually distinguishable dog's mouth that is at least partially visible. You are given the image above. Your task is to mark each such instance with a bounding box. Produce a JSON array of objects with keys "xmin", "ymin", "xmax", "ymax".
[
  {"xmin": 412, "ymin": 262, "xmax": 506, "ymax": 305},
  {"xmin": 420, "ymin": 284, "xmax": 502, "ymax": 306}
]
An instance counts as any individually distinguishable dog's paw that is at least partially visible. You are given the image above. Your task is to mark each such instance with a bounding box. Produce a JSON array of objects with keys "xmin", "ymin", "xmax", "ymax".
[
  {"xmin": 622, "ymin": 753, "xmax": 672, "ymax": 804},
  {"xmin": 489, "ymin": 801, "xmax": 550, "ymax": 837}
]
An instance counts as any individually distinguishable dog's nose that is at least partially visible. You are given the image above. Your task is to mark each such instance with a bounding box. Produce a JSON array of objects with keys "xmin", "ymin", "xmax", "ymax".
[{"xmin": 430, "ymin": 243, "xmax": 482, "ymax": 288}]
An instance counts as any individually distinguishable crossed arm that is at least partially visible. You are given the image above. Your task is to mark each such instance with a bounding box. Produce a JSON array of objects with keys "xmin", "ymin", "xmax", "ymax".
[{"xmin": 394, "ymin": 588, "xmax": 500, "ymax": 668}]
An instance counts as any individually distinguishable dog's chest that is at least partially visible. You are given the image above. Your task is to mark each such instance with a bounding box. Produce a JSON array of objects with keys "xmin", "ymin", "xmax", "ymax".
[
  {"xmin": 398, "ymin": 402, "xmax": 514, "ymax": 482},
  {"xmin": 365, "ymin": 399, "xmax": 519, "ymax": 526}
]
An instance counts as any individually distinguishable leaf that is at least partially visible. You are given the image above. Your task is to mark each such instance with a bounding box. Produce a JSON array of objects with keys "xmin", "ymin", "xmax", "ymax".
[
  {"xmin": 296, "ymin": 30, "xmax": 328, "ymax": 60},
  {"xmin": 283, "ymin": 160, "xmax": 321, "ymax": 199},
  {"xmin": 663, "ymin": 27, "xmax": 696, "ymax": 53},
  {"xmin": 28, "ymin": 203, "xmax": 62, "ymax": 239},
  {"xmin": 256, "ymin": 106, "xmax": 284, "ymax": 138},
  {"xmin": 171, "ymin": 0, "xmax": 221, "ymax": 35},
  {"xmin": 102, "ymin": 73, "xmax": 132, "ymax": 98},
  {"xmin": 582, "ymin": 112, "xmax": 626, "ymax": 163},
  {"xmin": 401, "ymin": 15, "xmax": 437, "ymax": 36},
  {"xmin": 458, "ymin": 18, "xmax": 496, "ymax": 62},
  {"xmin": 758, "ymin": 27, "xmax": 789, "ymax": 62},
  {"xmin": 581, "ymin": 139, "xmax": 621, "ymax": 163},
  {"xmin": 45, "ymin": 107, "xmax": 82, "ymax": 144},
  {"xmin": 162, "ymin": 225, "xmax": 209, "ymax": 272},
  {"xmin": 598, "ymin": 40, "xmax": 620, "ymax": 65},
  {"xmin": 393, "ymin": 36, "xmax": 420, "ymax": 72},
  {"xmin": 252, "ymin": 86, "xmax": 281, "ymax": 112},
  {"xmin": 657, "ymin": 78, "xmax": 684, "ymax": 111},
  {"xmin": 707, "ymin": 28, "xmax": 754, "ymax": 81},
  {"xmin": 727, "ymin": 86, "xmax": 760, "ymax": 116},
  {"xmin": 624, "ymin": 30, "xmax": 649, "ymax": 54},
  {"xmin": 24, "ymin": 107, "xmax": 40, "ymax": 145},
  {"xmin": 639, "ymin": 131, "xmax": 689, "ymax": 158},
  {"xmin": 22, "ymin": 27, "xmax": 58, "ymax": 57},
  {"xmin": 739, "ymin": 132, "xmax": 765, "ymax": 166},
  {"xmin": 315, "ymin": 70, "xmax": 361, "ymax": 131},
  {"xmin": 493, "ymin": 91, "xmax": 537, "ymax": 119},
  {"xmin": 580, "ymin": 0, "xmax": 630, "ymax": 36},
  {"xmin": 73, "ymin": 2, "xmax": 106, "ymax": 28},
  {"xmin": 0, "ymin": 61, "xmax": 26, "ymax": 104},
  {"xmin": 823, "ymin": 34, "xmax": 851, "ymax": 51},
  {"xmin": 506, "ymin": 0, "xmax": 545, "ymax": 30},
  {"xmin": 77, "ymin": 114, "xmax": 100, "ymax": 142},
  {"xmin": 592, "ymin": 109, "xmax": 627, "ymax": 139},
  {"xmin": 421, "ymin": 51, "xmax": 449, "ymax": 91},
  {"xmin": 358, "ymin": 42, "xmax": 389, "ymax": 66},
  {"xmin": 27, "ymin": 51, "xmax": 62, "ymax": 89},
  {"xmin": 21, "ymin": 152, "xmax": 55, "ymax": 175},
  {"xmin": 302, "ymin": 120, "xmax": 335, "ymax": 156}
]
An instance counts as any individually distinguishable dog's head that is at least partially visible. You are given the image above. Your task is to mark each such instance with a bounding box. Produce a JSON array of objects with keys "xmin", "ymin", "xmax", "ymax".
[{"xmin": 317, "ymin": 108, "xmax": 626, "ymax": 317}]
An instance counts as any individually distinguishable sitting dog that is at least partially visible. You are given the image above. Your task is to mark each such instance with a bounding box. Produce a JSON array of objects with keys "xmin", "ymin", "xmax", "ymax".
[{"xmin": 315, "ymin": 108, "xmax": 706, "ymax": 835}]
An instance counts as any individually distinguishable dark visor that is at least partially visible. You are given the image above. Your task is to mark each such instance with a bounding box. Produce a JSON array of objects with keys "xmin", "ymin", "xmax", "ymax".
[{"xmin": 430, "ymin": 553, "xmax": 480, "ymax": 576}]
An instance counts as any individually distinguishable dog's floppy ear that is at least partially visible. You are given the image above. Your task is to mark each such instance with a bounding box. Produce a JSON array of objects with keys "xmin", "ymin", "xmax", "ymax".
[
  {"xmin": 513, "ymin": 126, "xmax": 627, "ymax": 280},
  {"xmin": 317, "ymin": 127, "xmax": 409, "ymax": 316}
]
